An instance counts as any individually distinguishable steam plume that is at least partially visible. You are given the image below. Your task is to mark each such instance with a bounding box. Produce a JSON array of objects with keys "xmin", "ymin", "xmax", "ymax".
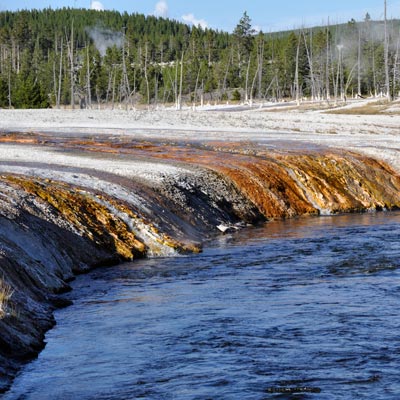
[
  {"xmin": 182, "ymin": 13, "xmax": 208, "ymax": 29},
  {"xmin": 154, "ymin": 1, "xmax": 168, "ymax": 18},
  {"xmin": 87, "ymin": 27, "xmax": 123, "ymax": 56},
  {"xmin": 91, "ymin": 1, "xmax": 105, "ymax": 11}
]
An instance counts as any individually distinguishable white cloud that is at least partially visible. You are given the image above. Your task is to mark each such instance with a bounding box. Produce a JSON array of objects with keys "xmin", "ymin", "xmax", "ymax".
[
  {"xmin": 91, "ymin": 1, "xmax": 105, "ymax": 11},
  {"xmin": 154, "ymin": 1, "xmax": 168, "ymax": 18},
  {"xmin": 182, "ymin": 13, "xmax": 208, "ymax": 29}
]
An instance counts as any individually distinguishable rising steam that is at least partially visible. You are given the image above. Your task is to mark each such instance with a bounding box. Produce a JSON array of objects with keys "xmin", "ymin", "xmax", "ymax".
[
  {"xmin": 91, "ymin": 1, "xmax": 104, "ymax": 11},
  {"xmin": 87, "ymin": 27, "xmax": 123, "ymax": 56},
  {"xmin": 182, "ymin": 13, "xmax": 208, "ymax": 29},
  {"xmin": 154, "ymin": 1, "xmax": 168, "ymax": 18}
]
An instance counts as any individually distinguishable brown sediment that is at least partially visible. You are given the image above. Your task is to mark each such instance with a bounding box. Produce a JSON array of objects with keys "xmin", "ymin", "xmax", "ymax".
[
  {"xmin": 3, "ymin": 175, "xmax": 146, "ymax": 261},
  {"xmin": 2, "ymin": 132, "xmax": 400, "ymax": 218},
  {"xmin": 51, "ymin": 136, "xmax": 400, "ymax": 218},
  {"xmin": 0, "ymin": 132, "xmax": 42, "ymax": 144},
  {"xmin": 276, "ymin": 152, "xmax": 400, "ymax": 213}
]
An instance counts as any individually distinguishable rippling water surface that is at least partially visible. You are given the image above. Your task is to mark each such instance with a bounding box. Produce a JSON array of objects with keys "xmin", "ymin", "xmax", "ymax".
[{"xmin": 5, "ymin": 212, "xmax": 400, "ymax": 399}]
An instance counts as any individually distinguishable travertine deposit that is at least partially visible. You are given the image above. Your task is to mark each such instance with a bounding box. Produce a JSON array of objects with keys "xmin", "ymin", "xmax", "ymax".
[{"xmin": 1, "ymin": 104, "xmax": 400, "ymax": 392}]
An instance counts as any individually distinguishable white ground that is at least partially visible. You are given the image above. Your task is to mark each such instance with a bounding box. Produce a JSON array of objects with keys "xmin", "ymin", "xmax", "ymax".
[{"xmin": 0, "ymin": 101, "xmax": 400, "ymax": 172}]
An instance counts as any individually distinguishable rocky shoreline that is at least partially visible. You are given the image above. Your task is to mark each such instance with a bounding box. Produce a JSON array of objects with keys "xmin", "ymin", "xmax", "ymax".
[
  {"xmin": 0, "ymin": 147, "xmax": 265, "ymax": 392},
  {"xmin": 1, "ymin": 106, "xmax": 400, "ymax": 393}
]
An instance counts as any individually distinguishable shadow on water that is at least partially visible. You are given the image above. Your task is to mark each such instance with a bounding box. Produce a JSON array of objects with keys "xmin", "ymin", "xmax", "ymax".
[{"xmin": 4, "ymin": 211, "xmax": 400, "ymax": 400}]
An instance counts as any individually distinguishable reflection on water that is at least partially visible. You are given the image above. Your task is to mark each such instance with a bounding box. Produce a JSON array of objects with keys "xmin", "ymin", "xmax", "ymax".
[{"xmin": 4, "ymin": 212, "xmax": 400, "ymax": 399}]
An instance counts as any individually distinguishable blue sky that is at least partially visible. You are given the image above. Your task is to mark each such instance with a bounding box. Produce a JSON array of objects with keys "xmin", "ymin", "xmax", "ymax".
[{"xmin": 1, "ymin": 0, "xmax": 399, "ymax": 32}]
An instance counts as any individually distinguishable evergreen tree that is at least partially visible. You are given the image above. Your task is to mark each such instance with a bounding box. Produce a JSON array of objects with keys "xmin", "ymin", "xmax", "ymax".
[
  {"xmin": 13, "ymin": 74, "xmax": 49, "ymax": 108},
  {"xmin": 0, "ymin": 77, "xmax": 9, "ymax": 107},
  {"xmin": 0, "ymin": 8, "xmax": 399, "ymax": 108},
  {"xmin": 233, "ymin": 11, "xmax": 256, "ymax": 56}
]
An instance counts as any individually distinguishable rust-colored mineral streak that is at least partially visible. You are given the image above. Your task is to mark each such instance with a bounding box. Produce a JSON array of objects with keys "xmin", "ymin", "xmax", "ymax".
[
  {"xmin": 3, "ymin": 175, "xmax": 146, "ymax": 260},
  {"xmin": 2, "ymin": 132, "xmax": 400, "ymax": 220}
]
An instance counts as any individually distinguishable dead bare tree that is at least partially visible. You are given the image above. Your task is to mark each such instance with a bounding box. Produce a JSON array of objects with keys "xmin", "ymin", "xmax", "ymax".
[
  {"xmin": 303, "ymin": 30, "xmax": 316, "ymax": 101},
  {"xmin": 177, "ymin": 50, "xmax": 185, "ymax": 110},
  {"xmin": 256, "ymin": 33, "xmax": 265, "ymax": 99},
  {"xmin": 121, "ymin": 31, "xmax": 131, "ymax": 108},
  {"xmin": 66, "ymin": 20, "xmax": 75, "ymax": 109},
  {"xmin": 222, "ymin": 47, "xmax": 233, "ymax": 97},
  {"xmin": 384, "ymin": 0, "xmax": 391, "ymax": 100},
  {"xmin": 57, "ymin": 37, "xmax": 63, "ymax": 108},
  {"xmin": 393, "ymin": 37, "xmax": 400, "ymax": 98},
  {"xmin": 86, "ymin": 44, "xmax": 92, "ymax": 108},
  {"xmin": 193, "ymin": 65, "xmax": 201, "ymax": 108},
  {"xmin": 8, "ymin": 67, "xmax": 11, "ymax": 108},
  {"xmin": 174, "ymin": 58, "xmax": 178, "ymax": 108},
  {"xmin": 249, "ymin": 61, "xmax": 260, "ymax": 106},
  {"xmin": 357, "ymin": 26, "xmax": 362, "ymax": 96},
  {"xmin": 295, "ymin": 35, "xmax": 301, "ymax": 105},
  {"xmin": 244, "ymin": 56, "xmax": 251, "ymax": 103},
  {"xmin": 326, "ymin": 22, "xmax": 331, "ymax": 101},
  {"xmin": 143, "ymin": 43, "xmax": 150, "ymax": 105},
  {"xmin": 344, "ymin": 62, "xmax": 358, "ymax": 95}
]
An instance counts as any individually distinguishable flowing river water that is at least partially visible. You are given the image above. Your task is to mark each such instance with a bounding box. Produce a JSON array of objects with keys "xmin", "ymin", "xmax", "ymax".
[{"xmin": 4, "ymin": 212, "xmax": 400, "ymax": 399}]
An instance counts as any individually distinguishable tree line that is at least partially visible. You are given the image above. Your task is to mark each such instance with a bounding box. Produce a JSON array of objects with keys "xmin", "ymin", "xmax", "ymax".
[{"xmin": 0, "ymin": 7, "xmax": 399, "ymax": 109}]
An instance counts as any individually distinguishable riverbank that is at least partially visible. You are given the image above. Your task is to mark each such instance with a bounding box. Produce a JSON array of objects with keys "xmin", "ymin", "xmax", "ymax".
[{"xmin": 1, "ymin": 103, "xmax": 400, "ymax": 392}]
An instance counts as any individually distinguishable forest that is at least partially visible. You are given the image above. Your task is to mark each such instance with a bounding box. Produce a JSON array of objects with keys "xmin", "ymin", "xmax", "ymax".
[{"xmin": 0, "ymin": 7, "xmax": 399, "ymax": 109}]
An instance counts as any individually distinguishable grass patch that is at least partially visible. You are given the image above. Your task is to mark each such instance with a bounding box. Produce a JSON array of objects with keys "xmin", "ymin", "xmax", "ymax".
[
  {"xmin": 262, "ymin": 102, "xmax": 335, "ymax": 113},
  {"xmin": 0, "ymin": 279, "xmax": 14, "ymax": 319},
  {"xmin": 261, "ymin": 99, "xmax": 400, "ymax": 115},
  {"xmin": 325, "ymin": 100, "xmax": 399, "ymax": 115}
]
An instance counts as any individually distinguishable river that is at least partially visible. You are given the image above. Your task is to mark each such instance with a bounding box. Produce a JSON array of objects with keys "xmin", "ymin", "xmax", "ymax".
[{"xmin": 4, "ymin": 212, "xmax": 400, "ymax": 399}]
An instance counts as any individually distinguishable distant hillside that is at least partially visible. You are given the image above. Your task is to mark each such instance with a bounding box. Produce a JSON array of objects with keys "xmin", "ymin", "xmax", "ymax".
[{"xmin": 0, "ymin": 8, "xmax": 398, "ymax": 108}]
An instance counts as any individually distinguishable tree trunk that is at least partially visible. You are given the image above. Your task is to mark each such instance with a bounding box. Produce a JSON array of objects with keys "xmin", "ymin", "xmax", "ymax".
[
  {"xmin": 193, "ymin": 66, "xmax": 201, "ymax": 108},
  {"xmin": 257, "ymin": 37, "xmax": 264, "ymax": 99},
  {"xmin": 70, "ymin": 21, "xmax": 74, "ymax": 109},
  {"xmin": 372, "ymin": 47, "xmax": 377, "ymax": 97},
  {"xmin": 177, "ymin": 50, "xmax": 184, "ymax": 110},
  {"xmin": 174, "ymin": 58, "xmax": 179, "ymax": 109},
  {"xmin": 357, "ymin": 27, "xmax": 362, "ymax": 96},
  {"xmin": 111, "ymin": 66, "xmax": 116, "ymax": 109},
  {"xmin": 245, "ymin": 57, "xmax": 251, "ymax": 103},
  {"xmin": 8, "ymin": 68, "xmax": 11, "ymax": 108},
  {"xmin": 122, "ymin": 33, "xmax": 131, "ymax": 108},
  {"xmin": 326, "ymin": 24, "xmax": 331, "ymax": 101},
  {"xmin": 295, "ymin": 37, "xmax": 301, "ymax": 106},
  {"xmin": 68, "ymin": 20, "xmax": 75, "ymax": 109},
  {"xmin": 144, "ymin": 43, "xmax": 150, "ymax": 105},
  {"xmin": 250, "ymin": 62, "xmax": 259, "ymax": 106},
  {"xmin": 393, "ymin": 38, "xmax": 400, "ymax": 99},
  {"xmin": 86, "ymin": 44, "xmax": 91, "ymax": 109},
  {"xmin": 303, "ymin": 30, "xmax": 316, "ymax": 101},
  {"xmin": 384, "ymin": 0, "xmax": 391, "ymax": 100},
  {"xmin": 53, "ymin": 61, "xmax": 57, "ymax": 106},
  {"xmin": 154, "ymin": 72, "xmax": 158, "ymax": 106},
  {"xmin": 222, "ymin": 47, "xmax": 233, "ymax": 96}
]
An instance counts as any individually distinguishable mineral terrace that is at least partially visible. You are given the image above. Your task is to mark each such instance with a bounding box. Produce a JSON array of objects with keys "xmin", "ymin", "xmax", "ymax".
[{"xmin": 0, "ymin": 104, "xmax": 400, "ymax": 392}]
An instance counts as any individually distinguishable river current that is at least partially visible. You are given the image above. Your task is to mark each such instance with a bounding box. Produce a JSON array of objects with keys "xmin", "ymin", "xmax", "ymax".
[{"xmin": 4, "ymin": 212, "xmax": 400, "ymax": 399}]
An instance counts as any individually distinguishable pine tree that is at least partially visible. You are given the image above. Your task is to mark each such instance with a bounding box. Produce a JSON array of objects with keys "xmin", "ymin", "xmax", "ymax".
[
  {"xmin": 13, "ymin": 74, "xmax": 49, "ymax": 108},
  {"xmin": 233, "ymin": 11, "xmax": 256, "ymax": 99},
  {"xmin": 0, "ymin": 8, "xmax": 399, "ymax": 108},
  {"xmin": 0, "ymin": 77, "xmax": 8, "ymax": 107}
]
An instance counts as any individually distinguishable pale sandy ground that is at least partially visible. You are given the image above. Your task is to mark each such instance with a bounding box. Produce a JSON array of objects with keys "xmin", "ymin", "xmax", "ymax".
[{"xmin": 0, "ymin": 101, "xmax": 400, "ymax": 172}]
